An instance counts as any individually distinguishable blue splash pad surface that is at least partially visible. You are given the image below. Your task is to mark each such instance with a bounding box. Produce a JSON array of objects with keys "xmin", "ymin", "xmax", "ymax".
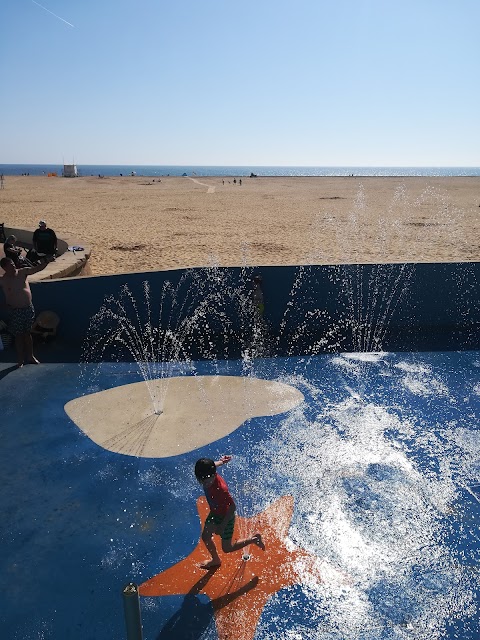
[{"xmin": 1, "ymin": 352, "xmax": 479, "ymax": 639}]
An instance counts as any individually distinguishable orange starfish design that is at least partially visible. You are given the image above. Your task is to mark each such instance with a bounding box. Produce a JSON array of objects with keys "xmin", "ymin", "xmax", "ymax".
[{"xmin": 140, "ymin": 495, "xmax": 325, "ymax": 640}]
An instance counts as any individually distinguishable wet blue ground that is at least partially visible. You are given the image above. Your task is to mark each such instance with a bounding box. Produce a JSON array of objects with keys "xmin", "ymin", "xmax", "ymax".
[{"xmin": 1, "ymin": 351, "xmax": 479, "ymax": 639}]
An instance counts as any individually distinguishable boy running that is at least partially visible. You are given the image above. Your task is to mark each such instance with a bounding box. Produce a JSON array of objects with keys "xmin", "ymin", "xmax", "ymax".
[{"xmin": 195, "ymin": 455, "xmax": 265, "ymax": 569}]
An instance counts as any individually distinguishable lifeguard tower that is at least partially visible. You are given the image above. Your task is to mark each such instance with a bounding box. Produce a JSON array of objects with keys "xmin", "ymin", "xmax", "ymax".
[{"xmin": 63, "ymin": 164, "xmax": 78, "ymax": 178}]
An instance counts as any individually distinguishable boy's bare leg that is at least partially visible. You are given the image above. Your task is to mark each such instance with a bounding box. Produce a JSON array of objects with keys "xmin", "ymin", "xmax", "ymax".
[
  {"xmin": 222, "ymin": 533, "xmax": 265, "ymax": 553},
  {"xmin": 200, "ymin": 524, "xmax": 221, "ymax": 569}
]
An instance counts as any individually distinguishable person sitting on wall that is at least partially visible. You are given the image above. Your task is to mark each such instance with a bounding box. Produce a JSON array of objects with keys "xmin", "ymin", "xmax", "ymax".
[
  {"xmin": 3, "ymin": 235, "xmax": 32, "ymax": 268},
  {"xmin": 29, "ymin": 220, "xmax": 57, "ymax": 262}
]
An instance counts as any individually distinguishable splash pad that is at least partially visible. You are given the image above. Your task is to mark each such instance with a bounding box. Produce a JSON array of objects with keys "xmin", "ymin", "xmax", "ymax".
[
  {"xmin": 2, "ymin": 350, "xmax": 480, "ymax": 639},
  {"xmin": 54, "ymin": 256, "xmax": 480, "ymax": 637}
]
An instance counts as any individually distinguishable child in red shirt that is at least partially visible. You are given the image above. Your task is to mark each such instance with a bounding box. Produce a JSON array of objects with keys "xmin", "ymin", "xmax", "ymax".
[{"xmin": 195, "ymin": 455, "xmax": 265, "ymax": 569}]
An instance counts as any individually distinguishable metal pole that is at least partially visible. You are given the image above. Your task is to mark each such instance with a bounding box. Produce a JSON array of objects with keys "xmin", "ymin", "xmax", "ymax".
[{"xmin": 122, "ymin": 582, "xmax": 143, "ymax": 640}]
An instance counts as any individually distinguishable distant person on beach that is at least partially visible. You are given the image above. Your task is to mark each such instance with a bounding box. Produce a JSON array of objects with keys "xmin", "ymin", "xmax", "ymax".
[
  {"xmin": 194, "ymin": 455, "xmax": 265, "ymax": 569},
  {"xmin": 0, "ymin": 255, "xmax": 55, "ymax": 367},
  {"xmin": 32, "ymin": 220, "xmax": 57, "ymax": 259},
  {"xmin": 0, "ymin": 174, "xmax": 4, "ymax": 189}
]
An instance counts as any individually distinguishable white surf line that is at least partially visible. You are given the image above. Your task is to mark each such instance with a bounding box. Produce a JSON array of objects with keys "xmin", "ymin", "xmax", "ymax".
[{"xmin": 187, "ymin": 177, "xmax": 216, "ymax": 193}]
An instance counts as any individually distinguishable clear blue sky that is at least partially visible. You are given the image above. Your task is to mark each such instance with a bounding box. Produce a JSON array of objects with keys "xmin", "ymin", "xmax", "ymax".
[{"xmin": 1, "ymin": 0, "xmax": 479, "ymax": 166}]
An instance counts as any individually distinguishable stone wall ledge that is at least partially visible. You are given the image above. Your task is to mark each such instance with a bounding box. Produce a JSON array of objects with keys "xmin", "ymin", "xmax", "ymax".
[{"xmin": 1, "ymin": 226, "xmax": 91, "ymax": 282}]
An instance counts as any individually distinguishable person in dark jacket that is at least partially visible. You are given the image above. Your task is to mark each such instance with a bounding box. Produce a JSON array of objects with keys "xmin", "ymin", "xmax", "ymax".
[{"xmin": 32, "ymin": 220, "xmax": 57, "ymax": 259}]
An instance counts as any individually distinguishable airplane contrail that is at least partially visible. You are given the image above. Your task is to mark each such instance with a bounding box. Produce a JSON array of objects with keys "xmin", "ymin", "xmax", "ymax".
[{"xmin": 31, "ymin": 0, "xmax": 75, "ymax": 28}]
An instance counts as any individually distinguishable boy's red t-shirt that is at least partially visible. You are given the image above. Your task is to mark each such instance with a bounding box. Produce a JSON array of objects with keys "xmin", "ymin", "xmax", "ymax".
[{"xmin": 204, "ymin": 474, "xmax": 234, "ymax": 516}]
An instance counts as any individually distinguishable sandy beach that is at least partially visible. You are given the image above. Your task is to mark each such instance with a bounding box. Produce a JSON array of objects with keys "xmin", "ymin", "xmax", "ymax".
[{"xmin": 1, "ymin": 175, "xmax": 479, "ymax": 276}]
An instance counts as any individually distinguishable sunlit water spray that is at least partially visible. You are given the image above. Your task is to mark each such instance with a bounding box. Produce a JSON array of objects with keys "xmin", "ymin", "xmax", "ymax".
[
  {"xmin": 245, "ymin": 353, "xmax": 480, "ymax": 638},
  {"xmin": 81, "ymin": 268, "xmax": 251, "ymax": 410}
]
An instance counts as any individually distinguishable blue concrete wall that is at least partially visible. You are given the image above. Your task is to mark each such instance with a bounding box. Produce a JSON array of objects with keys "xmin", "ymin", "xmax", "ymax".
[{"xmin": 2, "ymin": 262, "xmax": 480, "ymax": 356}]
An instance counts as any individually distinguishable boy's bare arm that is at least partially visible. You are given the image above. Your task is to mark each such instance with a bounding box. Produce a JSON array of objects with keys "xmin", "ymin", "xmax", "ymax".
[{"xmin": 215, "ymin": 454, "xmax": 232, "ymax": 467}]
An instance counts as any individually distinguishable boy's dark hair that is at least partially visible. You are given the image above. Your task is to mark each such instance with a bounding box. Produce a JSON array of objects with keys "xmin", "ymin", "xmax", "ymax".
[{"xmin": 195, "ymin": 458, "xmax": 216, "ymax": 480}]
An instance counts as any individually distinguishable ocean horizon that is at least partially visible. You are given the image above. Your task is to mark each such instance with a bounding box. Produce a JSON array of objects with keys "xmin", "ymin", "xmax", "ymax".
[{"xmin": 1, "ymin": 164, "xmax": 480, "ymax": 178}]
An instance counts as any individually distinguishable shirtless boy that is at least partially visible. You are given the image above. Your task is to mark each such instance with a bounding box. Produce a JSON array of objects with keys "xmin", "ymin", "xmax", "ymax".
[{"xmin": 0, "ymin": 256, "xmax": 54, "ymax": 367}]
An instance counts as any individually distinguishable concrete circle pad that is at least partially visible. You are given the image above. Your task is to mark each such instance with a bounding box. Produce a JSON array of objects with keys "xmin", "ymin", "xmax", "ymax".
[{"xmin": 65, "ymin": 375, "xmax": 304, "ymax": 457}]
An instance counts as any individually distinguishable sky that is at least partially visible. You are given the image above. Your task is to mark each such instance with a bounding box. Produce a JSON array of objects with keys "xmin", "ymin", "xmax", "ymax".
[{"xmin": 1, "ymin": 0, "xmax": 479, "ymax": 166}]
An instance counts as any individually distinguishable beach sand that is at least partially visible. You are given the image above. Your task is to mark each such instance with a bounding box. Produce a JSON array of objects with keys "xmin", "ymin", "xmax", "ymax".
[{"xmin": 1, "ymin": 175, "xmax": 480, "ymax": 275}]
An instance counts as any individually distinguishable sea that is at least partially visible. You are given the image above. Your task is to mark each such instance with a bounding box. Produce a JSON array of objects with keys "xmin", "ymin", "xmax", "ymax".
[{"xmin": 0, "ymin": 164, "xmax": 479, "ymax": 178}]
